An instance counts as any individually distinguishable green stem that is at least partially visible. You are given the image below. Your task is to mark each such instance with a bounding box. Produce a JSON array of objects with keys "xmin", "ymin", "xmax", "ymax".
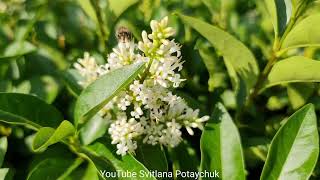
[
  {"xmin": 91, "ymin": 0, "xmax": 108, "ymax": 53},
  {"xmin": 237, "ymin": 11, "xmax": 301, "ymax": 121},
  {"xmin": 57, "ymin": 158, "xmax": 84, "ymax": 180},
  {"xmin": 139, "ymin": 58, "xmax": 154, "ymax": 83}
]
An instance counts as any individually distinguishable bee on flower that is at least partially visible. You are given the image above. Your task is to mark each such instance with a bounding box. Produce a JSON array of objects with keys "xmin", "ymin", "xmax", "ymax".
[{"xmin": 73, "ymin": 16, "xmax": 209, "ymax": 155}]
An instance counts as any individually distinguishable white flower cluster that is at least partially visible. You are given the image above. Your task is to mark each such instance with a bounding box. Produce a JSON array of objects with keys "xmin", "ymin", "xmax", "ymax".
[{"xmin": 74, "ymin": 16, "xmax": 209, "ymax": 156}]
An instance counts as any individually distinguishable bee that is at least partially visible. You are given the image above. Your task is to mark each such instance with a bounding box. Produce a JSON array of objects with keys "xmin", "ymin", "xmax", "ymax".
[{"xmin": 116, "ymin": 26, "xmax": 132, "ymax": 43}]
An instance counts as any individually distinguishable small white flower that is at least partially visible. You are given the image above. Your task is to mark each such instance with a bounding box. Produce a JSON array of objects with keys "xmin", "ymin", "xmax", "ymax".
[
  {"xmin": 73, "ymin": 16, "xmax": 209, "ymax": 156},
  {"xmin": 131, "ymin": 104, "xmax": 143, "ymax": 119},
  {"xmin": 73, "ymin": 52, "xmax": 100, "ymax": 86},
  {"xmin": 108, "ymin": 116, "xmax": 143, "ymax": 156}
]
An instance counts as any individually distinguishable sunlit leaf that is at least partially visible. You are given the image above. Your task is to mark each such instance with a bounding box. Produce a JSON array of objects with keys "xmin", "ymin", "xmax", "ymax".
[
  {"xmin": 200, "ymin": 103, "xmax": 245, "ymax": 180},
  {"xmin": 261, "ymin": 104, "xmax": 319, "ymax": 180},
  {"xmin": 281, "ymin": 14, "xmax": 320, "ymax": 50},
  {"xmin": 74, "ymin": 63, "xmax": 145, "ymax": 127},
  {"xmin": 264, "ymin": 0, "xmax": 292, "ymax": 37},
  {"xmin": 32, "ymin": 121, "xmax": 75, "ymax": 151},
  {"xmin": 178, "ymin": 14, "xmax": 259, "ymax": 107},
  {"xmin": 262, "ymin": 56, "xmax": 320, "ymax": 90}
]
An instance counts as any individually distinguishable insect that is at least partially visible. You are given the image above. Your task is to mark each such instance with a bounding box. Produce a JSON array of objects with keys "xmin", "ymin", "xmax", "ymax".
[{"xmin": 116, "ymin": 26, "xmax": 132, "ymax": 43}]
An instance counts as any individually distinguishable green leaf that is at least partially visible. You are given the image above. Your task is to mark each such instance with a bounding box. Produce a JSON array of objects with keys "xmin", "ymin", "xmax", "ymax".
[
  {"xmin": 0, "ymin": 41, "xmax": 36, "ymax": 60},
  {"xmin": 56, "ymin": 158, "xmax": 84, "ymax": 180},
  {"xmin": 264, "ymin": 0, "xmax": 292, "ymax": 37},
  {"xmin": 169, "ymin": 140, "xmax": 199, "ymax": 176},
  {"xmin": 107, "ymin": 0, "xmax": 139, "ymax": 18},
  {"xmin": 32, "ymin": 121, "xmax": 75, "ymax": 151},
  {"xmin": 63, "ymin": 70, "xmax": 109, "ymax": 146},
  {"xmin": 201, "ymin": 0, "xmax": 220, "ymax": 14},
  {"xmin": 27, "ymin": 157, "xmax": 76, "ymax": 180},
  {"xmin": 84, "ymin": 139, "xmax": 156, "ymax": 180},
  {"xmin": 15, "ymin": 75, "xmax": 60, "ymax": 104},
  {"xmin": 0, "ymin": 93, "xmax": 63, "ymax": 130},
  {"xmin": 104, "ymin": 0, "xmax": 139, "ymax": 40},
  {"xmin": 135, "ymin": 143, "xmax": 168, "ymax": 171},
  {"xmin": 260, "ymin": 104, "xmax": 319, "ymax": 180},
  {"xmin": 0, "ymin": 80, "xmax": 12, "ymax": 92},
  {"xmin": 291, "ymin": 0, "xmax": 314, "ymax": 15},
  {"xmin": 0, "ymin": 168, "xmax": 13, "ymax": 180},
  {"xmin": 77, "ymin": 0, "xmax": 98, "ymax": 24},
  {"xmin": 200, "ymin": 103, "xmax": 245, "ymax": 180},
  {"xmin": 83, "ymin": 163, "xmax": 99, "ymax": 180},
  {"xmin": 178, "ymin": 14, "xmax": 259, "ymax": 106},
  {"xmin": 262, "ymin": 56, "xmax": 320, "ymax": 90},
  {"xmin": 80, "ymin": 115, "xmax": 109, "ymax": 145},
  {"xmin": 281, "ymin": 14, "xmax": 320, "ymax": 50},
  {"xmin": 287, "ymin": 83, "xmax": 314, "ymax": 109},
  {"xmin": 198, "ymin": 46, "xmax": 223, "ymax": 92},
  {"xmin": 0, "ymin": 137, "xmax": 7, "ymax": 167},
  {"xmin": 74, "ymin": 62, "xmax": 145, "ymax": 126},
  {"xmin": 61, "ymin": 69, "xmax": 84, "ymax": 97}
]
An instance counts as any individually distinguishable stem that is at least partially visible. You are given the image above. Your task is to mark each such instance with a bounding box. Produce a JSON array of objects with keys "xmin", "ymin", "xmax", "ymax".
[
  {"xmin": 237, "ymin": 11, "xmax": 300, "ymax": 121},
  {"xmin": 139, "ymin": 58, "xmax": 153, "ymax": 83},
  {"xmin": 57, "ymin": 158, "xmax": 84, "ymax": 180},
  {"xmin": 246, "ymin": 52, "xmax": 277, "ymax": 107},
  {"xmin": 91, "ymin": 0, "xmax": 108, "ymax": 53}
]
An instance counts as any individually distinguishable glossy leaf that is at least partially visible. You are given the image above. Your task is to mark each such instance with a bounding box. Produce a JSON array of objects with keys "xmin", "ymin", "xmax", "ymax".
[
  {"xmin": 260, "ymin": 104, "xmax": 319, "ymax": 180},
  {"xmin": 15, "ymin": 75, "xmax": 60, "ymax": 104},
  {"xmin": 200, "ymin": 103, "xmax": 245, "ymax": 180},
  {"xmin": 264, "ymin": 0, "xmax": 292, "ymax": 37},
  {"xmin": 63, "ymin": 70, "xmax": 108, "ymax": 145},
  {"xmin": 32, "ymin": 120, "xmax": 75, "ymax": 151},
  {"xmin": 27, "ymin": 157, "xmax": 75, "ymax": 180},
  {"xmin": 281, "ymin": 14, "xmax": 320, "ymax": 50},
  {"xmin": 74, "ymin": 62, "xmax": 145, "ymax": 126},
  {"xmin": 0, "ymin": 41, "xmax": 36, "ymax": 60},
  {"xmin": 0, "ymin": 93, "xmax": 63, "ymax": 130},
  {"xmin": 135, "ymin": 143, "xmax": 168, "ymax": 171},
  {"xmin": 84, "ymin": 139, "xmax": 156, "ymax": 180},
  {"xmin": 178, "ymin": 14, "xmax": 259, "ymax": 106},
  {"xmin": 262, "ymin": 56, "xmax": 320, "ymax": 90},
  {"xmin": 80, "ymin": 115, "xmax": 109, "ymax": 145},
  {"xmin": 0, "ymin": 137, "xmax": 7, "ymax": 167}
]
